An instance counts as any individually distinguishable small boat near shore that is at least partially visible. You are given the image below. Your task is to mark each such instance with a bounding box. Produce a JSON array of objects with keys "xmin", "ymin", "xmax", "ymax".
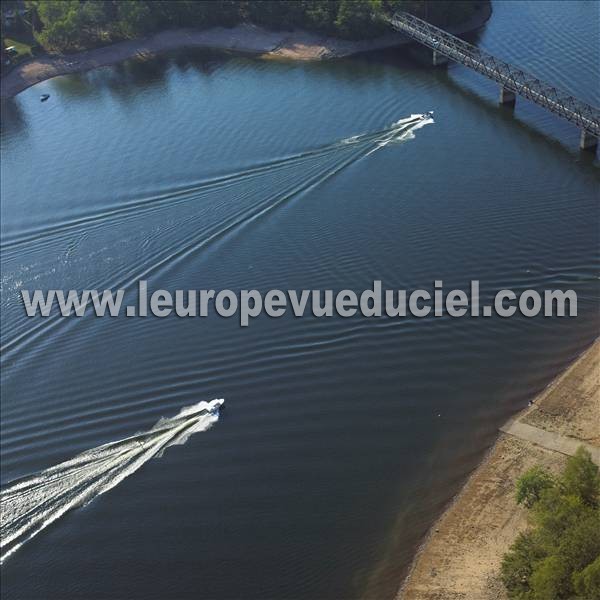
[{"xmin": 40, "ymin": 94, "xmax": 50, "ymax": 102}]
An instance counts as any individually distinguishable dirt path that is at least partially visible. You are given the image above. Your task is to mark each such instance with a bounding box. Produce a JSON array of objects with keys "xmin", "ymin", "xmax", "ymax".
[
  {"xmin": 397, "ymin": 339, "xmax": 600, "ymax": 600},
  {"xmin": 501, "ymin": 420, "xmax": 600, "ymax": 463}
]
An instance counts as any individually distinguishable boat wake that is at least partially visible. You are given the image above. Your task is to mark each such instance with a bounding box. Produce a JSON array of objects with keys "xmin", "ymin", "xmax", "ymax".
[
  {"xmin": 1, "ymin": 113, "xmax": 434, "ymax": 252},
  {"xmin": 1, "ymin": 114, "xmax": 434, "ymax": 361},
  {"xmin": 0, "ymin": 399, "xmax": 224, "ymax": 564}
]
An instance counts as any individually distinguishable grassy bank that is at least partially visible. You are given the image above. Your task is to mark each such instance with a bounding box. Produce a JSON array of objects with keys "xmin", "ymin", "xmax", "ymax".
[{"xmin": 4, "ymin": 36, "xmax": 33, "ymax": 60}]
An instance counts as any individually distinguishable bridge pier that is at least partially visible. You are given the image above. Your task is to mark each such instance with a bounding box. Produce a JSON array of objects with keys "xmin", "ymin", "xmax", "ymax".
[
  {"xmin": 580, "ymin": 130, "xmax": 598, "ymax": 151},
  {"xmin": 499, "ymin": 86, "xmax": 516, "ymax": 106},
  {"xmin": 432, "ymin": 50, "xmax": 448, "ymax": 67},
  {"xmin": 390, "ymin": 12, "xmax": 600, "ymax": 146}
]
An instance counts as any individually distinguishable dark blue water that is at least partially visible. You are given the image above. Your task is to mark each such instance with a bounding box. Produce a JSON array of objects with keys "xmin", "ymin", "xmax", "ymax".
[{"xmin": 1, "ymin": 2, "xmax": 598, "ymax": 598}]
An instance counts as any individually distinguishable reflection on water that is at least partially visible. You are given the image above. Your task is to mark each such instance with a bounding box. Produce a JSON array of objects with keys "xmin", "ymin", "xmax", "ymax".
[
  {"xmin": 47, "ymin": 49, "xmax": 226, "ymax": 101},
  {"xmin": 0, "ymin": 100, "xmax": 27, "ymax": 137}
]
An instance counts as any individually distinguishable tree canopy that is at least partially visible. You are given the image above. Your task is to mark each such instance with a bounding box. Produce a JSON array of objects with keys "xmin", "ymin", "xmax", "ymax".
[
  {"xmin": 502, "ymin": 447, "xmax": 600, "ymax": 599},
  {"xmin": 21, "ymin": 1, "xmax": 487, "ymax": 52}
]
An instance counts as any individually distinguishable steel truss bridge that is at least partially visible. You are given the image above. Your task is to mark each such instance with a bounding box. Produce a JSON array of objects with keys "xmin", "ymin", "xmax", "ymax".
[{"xmin": 388, "ymin": 12, "xmax": 600, "ymax": 148}]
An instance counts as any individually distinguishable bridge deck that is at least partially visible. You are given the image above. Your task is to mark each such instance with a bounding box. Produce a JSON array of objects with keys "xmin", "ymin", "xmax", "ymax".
[{"xmin": 389, "ymin": 12, "xmax": 600, "ymax": 138}]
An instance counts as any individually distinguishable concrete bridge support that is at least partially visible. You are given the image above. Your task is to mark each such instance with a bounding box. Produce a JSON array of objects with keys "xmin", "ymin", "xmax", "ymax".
[
  {"xmin": 432, "ymin": 50, "xmax": 448, "ymax": 67},
  {"xmin": 390, "ymin": 12, "xmax": 600, "ymax": 144},
  {"xmin": 580, "ymin": 130, "xmax": 598, "ymax": 151},
  {"xmin": 499, "ymin": 86, "xmax": 516, "ymax": 106}
]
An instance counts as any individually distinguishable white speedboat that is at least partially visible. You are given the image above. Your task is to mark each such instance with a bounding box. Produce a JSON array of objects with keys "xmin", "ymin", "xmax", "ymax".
[{"xmin": 207, "ymin": 399, "xmax": 225, "ymax": 415}]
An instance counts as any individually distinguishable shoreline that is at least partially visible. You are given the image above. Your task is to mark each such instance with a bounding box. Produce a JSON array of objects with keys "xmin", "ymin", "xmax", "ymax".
[
  {"xmin": 0, "ymin": 4, "xmax": 491, "ymax": 99},
  {"xmin": 397, "ymin": 339, "xmax": 600, "ymax": 599}
]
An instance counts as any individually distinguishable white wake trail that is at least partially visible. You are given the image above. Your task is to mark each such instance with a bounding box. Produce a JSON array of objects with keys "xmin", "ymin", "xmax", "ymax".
[
  {"xmin": 0, "ymin": 399, "xmax": 224, "ymax": 564},
  {"xmin": 364, "ymin": 113, "xmax": 435, "ymax": 156}
]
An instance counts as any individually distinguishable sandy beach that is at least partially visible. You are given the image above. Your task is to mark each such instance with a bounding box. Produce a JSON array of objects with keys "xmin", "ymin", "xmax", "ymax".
[
  {"xmin": 397, "ymin": 339, "xmax": 600, "ymax": 600},
  {"xmin": 0, "ymin": 4, "xmax": 491, "ymax": 99}
]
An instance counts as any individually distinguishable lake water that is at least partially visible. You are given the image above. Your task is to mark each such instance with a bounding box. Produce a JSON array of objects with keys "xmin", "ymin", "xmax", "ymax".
[{"xmin": 1, "ymin": 1, "xmax": 598, "ymax": 598}]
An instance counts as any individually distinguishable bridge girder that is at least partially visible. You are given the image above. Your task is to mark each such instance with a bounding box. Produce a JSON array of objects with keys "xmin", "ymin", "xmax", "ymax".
[{"xmin": 389, "ymin": 12, "xmax": 600, "ymax": 139}]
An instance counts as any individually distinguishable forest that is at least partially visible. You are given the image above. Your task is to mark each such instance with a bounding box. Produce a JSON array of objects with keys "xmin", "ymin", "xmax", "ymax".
[{"xmin": 1, "ymin": 1, "xmax": 487, "ymax": 53}]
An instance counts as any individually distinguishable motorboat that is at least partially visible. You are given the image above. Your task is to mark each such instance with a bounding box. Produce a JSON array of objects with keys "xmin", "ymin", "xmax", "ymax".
[
  {"xmin": 40, "ymin": 94, "xmax": 50, "ymax": 102},
  {"xmin": 207, "ymin": 399, "xmax": 225, "ymax": 415}
]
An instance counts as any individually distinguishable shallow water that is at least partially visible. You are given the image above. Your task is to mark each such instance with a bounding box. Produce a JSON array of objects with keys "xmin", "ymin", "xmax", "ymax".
[{"xmin": 1, "ymin": 1, "xmax": 599, "ymax": 598}]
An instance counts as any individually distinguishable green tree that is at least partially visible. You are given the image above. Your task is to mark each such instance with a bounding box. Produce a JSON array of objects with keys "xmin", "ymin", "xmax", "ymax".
[
  {"xmin": 25, "ymin": 0, "xmax": 486, "ymax": 52},
  {"xmin": 334, "ymin": 0, "xmax": 386, "ymax": 39},
  {"xmin": 516, "ymin": 466, "xmax": 555, "ymax": 508},
  {"xmin": 573, "ymin": 555, "xmax": 600, "ymax": 598},
  {"xmin": 116, "ymin": 1, "xmax": 156, "ymax": 38},
  {"xmin": 28, "ymin": 0, "xmax": 108, "ymax": 51},
  {"xmin": 500, "ymin": 530, "xmax": 546, "ymax": 598},
  {"xmin": 301, "ymin": 1, "xmax": 340, "ymax": 35},
  {"xmin": 502, "ymin": 447, "xmax": 600, "ymax": 599},
  {"xmin": 529, "ymin": 554, "xmax": 572, "ymax": 600},
  {"xmin": 562, "ymin": 446, "xmax": 600, "ymax": 508}
]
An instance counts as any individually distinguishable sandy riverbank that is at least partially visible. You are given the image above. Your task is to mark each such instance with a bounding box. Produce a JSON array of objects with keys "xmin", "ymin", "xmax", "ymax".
[
  {"xmin": 0, "ymin": 4, "xmax": 491, "ymax": 99},
  {"xmin": 397, "ymin": 339, "xmax": 600, "ymax": 600}
]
